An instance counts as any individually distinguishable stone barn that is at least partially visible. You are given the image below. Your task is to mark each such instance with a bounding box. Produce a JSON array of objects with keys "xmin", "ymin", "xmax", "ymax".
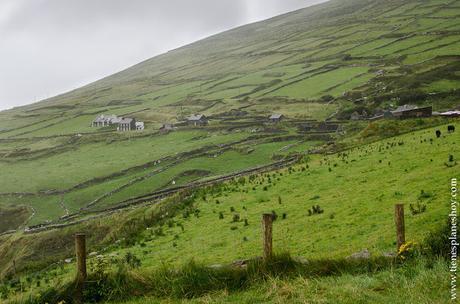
[
  {"xmin": 269, "ymin": 114, "xmax": 284, "ymax": 123},
  {"xmin": 91, "ymin": 114, "xmax": 120, "ymax": 127},
  {"xmin": 187, "ymin": 114, "xmax": 208, "ymax": 126},
  {"xmin": 391, "ymin": 105, "xmax": 432, "ymax": 119},
  {"xmin": 159, "ymin": 123, "xmax": 174, "ymax": 133},
  {"xmin": 118, "ymin": 118, "xmax": 136, "ymax": 131}
]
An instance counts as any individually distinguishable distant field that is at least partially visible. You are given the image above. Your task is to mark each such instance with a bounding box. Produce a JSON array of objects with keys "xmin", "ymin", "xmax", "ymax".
[{"xmin": 0, "ymin": 124, "xmax": 325, "ymax": 226}]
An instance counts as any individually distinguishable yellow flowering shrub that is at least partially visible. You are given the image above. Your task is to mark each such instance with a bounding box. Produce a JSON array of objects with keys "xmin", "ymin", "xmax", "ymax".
[{"xmin": 398, "ymin": 241, "xmax": 418, "ymax": 260}]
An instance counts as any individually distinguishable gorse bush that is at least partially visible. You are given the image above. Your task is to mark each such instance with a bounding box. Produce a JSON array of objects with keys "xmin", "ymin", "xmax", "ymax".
[{"xmin": 423, "ymin": 218, "xmax": 451, "ymax": 259}]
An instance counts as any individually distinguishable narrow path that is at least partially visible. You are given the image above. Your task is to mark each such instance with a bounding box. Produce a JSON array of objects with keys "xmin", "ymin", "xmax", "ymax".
[{"xmin": 59, "ymin": 198, "xmax": 70, "ymax": 217}]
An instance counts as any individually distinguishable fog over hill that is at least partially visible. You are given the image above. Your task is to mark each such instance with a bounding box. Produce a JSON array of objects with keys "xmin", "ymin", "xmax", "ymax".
[{"xmin": 0, "ymin": 0, "xmax": 325, "ymax": 110}]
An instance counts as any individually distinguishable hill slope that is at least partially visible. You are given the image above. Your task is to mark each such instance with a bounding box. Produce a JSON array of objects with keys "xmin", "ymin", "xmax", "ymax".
[
  {"xmin": 1, "ymin": 0, "xmax": 459, "ymax": 132},
  {"xmin": 1, "ymin": 121, "xmax": 457, "ymax": 302},
  {"xmin": 0, "ymin": 0, "xmax": 459, "ymax": 230}
]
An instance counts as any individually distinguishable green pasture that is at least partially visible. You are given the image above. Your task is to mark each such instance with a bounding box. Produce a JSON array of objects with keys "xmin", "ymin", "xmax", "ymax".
[
  {"xmin": 0, "ymin": 130, "xmax": 249, "ymax": 193},
  {"xmin": 66, "ymin": 123, "xmax": 456, "ymax": 271}
]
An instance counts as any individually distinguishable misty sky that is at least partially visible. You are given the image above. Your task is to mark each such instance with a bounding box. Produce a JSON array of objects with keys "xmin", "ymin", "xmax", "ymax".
[{"xmin": 0, "ymin": 0, "xmax": 327, "ymax": 110}]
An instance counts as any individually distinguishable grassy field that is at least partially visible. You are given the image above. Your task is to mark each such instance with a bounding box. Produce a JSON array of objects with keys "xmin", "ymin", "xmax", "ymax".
[
  {"xmin": 114, "ymin": 259, "xmax": 449, "ymax": 304},
  {"xmin": 84, "ymin": 123, "xmax": 459, "ymax": 267},
  {"xmin": 0, "ymin": 122, "xmax": 457, "ymax": 303}
]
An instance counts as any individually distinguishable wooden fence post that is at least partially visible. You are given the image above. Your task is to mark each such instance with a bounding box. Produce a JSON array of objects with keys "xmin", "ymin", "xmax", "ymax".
[
  {"xmin": 394, "ymin": 204, "xmax": 405, "ymax": 253},
  {"xmin": 262, "ymin": 214, "xmax": 273, "ymax": 260},
  {"xmin": 75, "ymin": 233, "xmax": 87, "ymax": 303}
]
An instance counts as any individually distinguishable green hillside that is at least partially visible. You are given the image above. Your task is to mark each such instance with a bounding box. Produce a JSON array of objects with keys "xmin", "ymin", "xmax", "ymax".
[
  {"xmin": 0, "ymin": 0, "xmax": 459, "ymax": 231},
  {"xmin": 1, "ymin": 0, "xmax": 459, "ymax": 132},
  {"xmin": 1, "ymin": 122, "xmax": 457, "ymax": 303}
]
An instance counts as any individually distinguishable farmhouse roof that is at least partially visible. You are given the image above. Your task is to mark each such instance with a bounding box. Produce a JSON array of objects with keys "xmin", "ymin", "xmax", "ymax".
[
  {"xmin": 93, "ymin": 116, "xmax": 105, "ymax": 123},
  {"xmin": 119, "ymin": 118, "xmax": 134, "ymax": 124},
  {"xmin": 160, "ymin": 123, "xmax": 174, "ymax": 129},
  {"xmin": 111, "ymin": 117, "xmax": 122, "ymax": 124},
  {"xmin": 392, "ymin": 104, "xmax": 418, "ymax": 113},
  {"xmin": 269, "ymin": 114, "xmax": 283, "ymax": 119},
  {"xmin": 93, "ymin": 114, "xmax": 119, "ymax": 123},
  {"xmin": 440, "ymin": 110, "xmax": 460, "ymax": 116},
  {"xmin": 188, "ymin": 114, "xmax": 206, "ymax": 121}
]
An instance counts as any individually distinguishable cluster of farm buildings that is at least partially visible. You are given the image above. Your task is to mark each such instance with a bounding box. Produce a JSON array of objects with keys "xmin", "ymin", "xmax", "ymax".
[
  {"xmin": 352, "ymin": 104, "xmax": 460, "ymax": 120},
  {"xmin": 91, "ymin": 113, "xmax": 285, "ymax": 132},
  {"xmin": 91, "ymin": 115, "xmax": 144, "ymax": 131},
  {"xmin": 91, "ymin": 104, "xmax": 459, "ymax": 133}
]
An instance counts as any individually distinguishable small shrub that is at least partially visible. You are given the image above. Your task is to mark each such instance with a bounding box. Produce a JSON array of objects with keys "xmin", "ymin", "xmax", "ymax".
[
  {"xmin": 0, "ymin": 284, "xmax": 9, "ymax": 300},
  {"xmin": 232, "ymin": 213, "xmax": 241, "ymax": 223},
  {"xmin": 219, "ymin": 212, "xmax": 224, "ymax": 220},
  {"xmin": 177, "ymin": 223, "xmax": 185, "ymax": 232},
  {"xmin": 182, "ymin": 210, "xmax": 190, "ymax": 219},
  {"xmin": 418, "ymin": 190, "xmax": 433, "ymax": 200},
  {"xmin": 308, "ymin": 205, "xmax": 324, "ymax": 216},
  {"xmin": 244, "ymin": 219, "xmax": 249, "ymax": 226},
  {"xmin": 398, "ymin": 241, "xmax": 418, "ymax": 260},
  {"xmin": 154, "ymin": 227, "xmax": 165, "ymax": 237},
  {"xmin": 423, "ymin": 218, "xmax": 450, "ymax": 258},
  {"xmin": 125, "ymin": 252, "xmax": 141, "ymax": 269},
  {"xmin": 410, "ymin": 202, "xmax": 427, "ymax": 215},
  {"xmin": 230, "ymin": 226, "xmax": 238, "ymax": 231}
]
